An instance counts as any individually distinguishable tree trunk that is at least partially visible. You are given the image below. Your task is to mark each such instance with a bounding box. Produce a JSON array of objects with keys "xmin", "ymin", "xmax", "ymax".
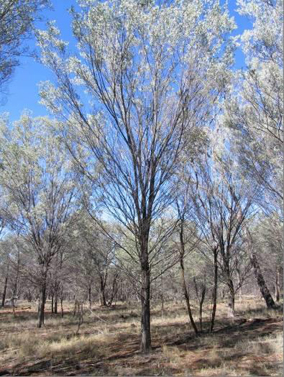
[
  {"xmin": 140, "ymin": 260, "xmax": 151, "ymax": 353},
  {"xmin": 227, "ymin": 278, "xmax": 235, "ymax": 318},
  {"xmin": 250, "ymin": 251, "xmax": 277, "ymax": 309},
  {"xmin": 210, "ymin": 249, "xmax": 218, "ymax": 332},
  {"xmin": 38, "ymin": 271, "xmax": 47, "ymax": 328},
  {"xmin": 178, "ymin": 216, "xmax": 199, "ymax": 335},
  {"xmin": 1, "ymin": 275, "xmax": 8, "ymax": 307},
  {"xmin": 88, "ymin": 285, "xmax": 92, "ymax": 309},
  {"xmin": 180, "ymin": 257, "xmax": 199, "ymax": 335},
  {"xmin": 275, "ymin": 267, "xmax": 280, "ymax": 302},
  {"xmin": 27, "ymin": 289, "xmax": 32, "ymax": 302},
  {"xmin": 54, "ymin": 289, "xmax": 58, "ymax": 314},
  {"xmin": 100, "ymin": 279, "xmax": 107, "ymax": 306},
  {"xmin": 61, "ymin": 298, "xmax": 64, "ymax": 317},
  {"xmin": 108, "ymin": 274, "xmax": 119, "ymax": 307},
  {"xmin": 199, "ymin": 286, "xmax": 206, "ymax": 332},
  {"xmin": 51, "ymin": 294, "xmax": 54, "ymax": 313},
  {"xmin": 13, "ymin": 251, "xmax": 20, "ymax": 299}
]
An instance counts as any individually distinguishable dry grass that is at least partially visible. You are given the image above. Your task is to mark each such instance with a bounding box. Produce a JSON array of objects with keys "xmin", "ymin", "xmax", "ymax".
[{"xmin": 0, "ymin": 297, "xmax": 282, "ymax": 376}]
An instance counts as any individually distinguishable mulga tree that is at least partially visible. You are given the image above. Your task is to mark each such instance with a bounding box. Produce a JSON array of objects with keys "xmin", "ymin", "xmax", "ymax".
[
  {"xmin": 0, "ymin": 114, "xmax": 78, "ymax": 327},
  {"xmin": 220, "ymin": 0, "xmax": 283, "ymax": 308},
  {"xmin": 190, "ymin": 154, "xmax": 256, "ymax": 317},
  {"xmin": 74, "ymin": 213, "xmax": 117, "ymax": 307},
  {"xmin": 247, "ymin": 214, "xmax": 282, "ymax": 306},
  {"xmin": 37, "ymin": 0, "xmax": 235, "ymax": 352},
  {"xmin": 222, "ymin": 0, "xmax": 283, "ymax": 207}
]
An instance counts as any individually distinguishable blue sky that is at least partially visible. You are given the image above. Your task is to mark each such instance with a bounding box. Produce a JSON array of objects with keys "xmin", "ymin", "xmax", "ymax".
[{"xmin": 0, "ymin": 0, "xmax": 251, "ymax": 122}]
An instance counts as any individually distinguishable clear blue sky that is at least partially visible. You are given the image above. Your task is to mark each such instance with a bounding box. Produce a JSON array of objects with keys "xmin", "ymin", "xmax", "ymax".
[{"xmin": 0, "ymin": 0, "xmax": 251, "ymax": 122}]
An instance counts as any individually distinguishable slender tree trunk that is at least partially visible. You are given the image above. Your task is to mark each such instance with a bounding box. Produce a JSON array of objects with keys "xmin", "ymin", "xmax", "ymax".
[
  {"xmin": 180, "ymin": 257, "xmax": 199, "ymax": 335},
  {"xmin": 100, "ymin": 279, "xmax": 107, "ymax": 306},
  {"xmin": 199, "ymin": 287, "xmax": 206, "ymax": 332},
  {"xmin": 38, "ymin": 270, "xmax": 47, "ymax": 328},
  {"xmin": 275, "ymin": 267, "xmax": 280, "ymax": 302},
  {"xmin": 1, "ymin": 275, "xmax": 8, "ymax": 307},
  {"xmin": 61, "ymin": 298, "xmax": 64, "ymax": 317},
  {"xmin": 227, "ymin": 278, "xmax": 235, "ymax": 318},
  {"xmin": 1, "ymin": 260, "xmax": 10, "ymax": 307},
  {"xmin": 54, "ymin": 290, "xmax": 58, "ymax": 314},
  {"xmin": 38, "ymin": 283, "xmax": 47, "ymax": 328},
  {"xmin": 250, "ymin": 251, "xmax": 277, "ymax": 309},
  {"xmin": 210, "ymin": 249, "xmax": 218, "ymax": 332},
  {"xmin": 27, "ymin": 289, "xmax": 32, "ymax": 302},
  {"xmin": 108, "ymin": 274, "xmax": 119, "ymax": 307},
  {"xmin": 237, "ymin": 271, "xmax": 243, "ymax": 301},
  {"xmin": 179, "ymin": 217, "xmax": 198, "ymax": 335},
  {"xmin": 13, "ymin": 251, "xmax": 20, "ymax": 299},
  {"xmin": 51, "ymin": 294, "xmax": 54, "ymax": 313},
  {"xmin": 140, "ymin": 258, "xmax": 151, "ymax": 353},
  {"xmin": 88, "ymin": 285, "xmax": 92, "ymax": 309}
]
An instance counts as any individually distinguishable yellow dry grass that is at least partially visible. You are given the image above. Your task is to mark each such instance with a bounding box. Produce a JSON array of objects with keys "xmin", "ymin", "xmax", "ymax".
[{"xmin": 0, "ymin": 297, "xmax": 282, "ymax": 376}]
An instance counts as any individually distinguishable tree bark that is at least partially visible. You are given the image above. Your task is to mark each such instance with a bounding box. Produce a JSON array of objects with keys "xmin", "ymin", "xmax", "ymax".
[
  {"xmin": 88, "ymin": 285, "xmax": 92, "ymax": 309},
  {"xmin": 100, "ymin": 278, "xmax": 107, "ymax": 306},
  {"xmin": 178, "ymin": 217, "xmax": 199, "ymax": 335},
  {"xmin": 250, "ymin": 251, "xmax": 277, "ymax": 309},
  {"xmin": 54, "ymin": 291, "xmax": 58, "ymax": 314},
  {"xmin": 38, "ymin": 270, "xmax": 47, "ymax": 328},
  {"xmin": 210, "ymin": 249, "xmax": 218, "ymax": 332},
  {"xmin": 180, "ymin": 257, "xmax": 199, "ymax": 335},
  {"xmin": 140, "ymin": 259, "xmax": 151, "ymax": 353},
  {"xmin": 1, "ymin": 261, "xmax": 9, "ymax": 307},
  {"xmin": 275, "ymin": 267, "xmax": 280, "ymax": 302},
  {"xmin": 1, "ymin": 275, "xmax": 8, "ymax": 307},
  {"xmin": 199, "ymin": 286, "xmax": 206, "ymax": 332},
  {"xmin": 61, "ymin": 298, "xmax": 64, "ymax": 317},
  {"xmin": 108, "ymin": 274, "xmax": 119, "ymax": 307},
  {"xmin": 51, "ymin": 294, "xmax": 54, "ymax": 313},
  {"xmin": 12, "ymin": 250, "xmax": 20, "ymax": 299},
  {"xmin": 227, "ymin": 278, "xmax": 235, "ymax": 318}
]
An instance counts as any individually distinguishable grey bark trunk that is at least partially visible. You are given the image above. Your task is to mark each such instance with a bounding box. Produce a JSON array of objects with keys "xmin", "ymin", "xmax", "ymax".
[
  {"xmin": 61, "ymin": 298, "xmax": 64, "ymax": 317},
  {"xmin": 210, "ymin": 249, "xmax": 218, "ymax": 332},
  {"xmin": 54, "ymin": 291, "xmax": 58, "ymax": 314},
  {"xmin": 141, "ymin": 262, "xmax": 151, "ymax": 353},
  {"xmin": 275, "ymin": 267, "xmax": 280, "ymax": 302},
  {"xmin": 199, "ymin": 287, "xmax": 206, "ymax": 332},
  {"xmin": 250, "ymin": 251, "xmax": 277, "ymax": 309},
  {"xmin": 100, "ymin": 279, "xmax": 107, "ymax": 306},
  {"xmin": 180, "ymin": 257, "xmax": 199, "ymax": 335},
  {"xmin": 1, "ymin": 276, "xmax": 8, "ymax": 307},
  {"xmin": 38, "ymin": 271, "xmax": 47, "ymax": 328},
  {"xmin": 227, "ymin": 278, "xmax": 235, "ymax": 318}
]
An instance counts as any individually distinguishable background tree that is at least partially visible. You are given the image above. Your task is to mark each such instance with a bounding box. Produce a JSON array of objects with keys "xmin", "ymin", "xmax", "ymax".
[
  {"xmin": 221, "ymin": 0, "xmax": 283, "ymax": 209},
  {"xmin": 189, "ymin": 154, "xmax": 256, "ymax": 317},
  {"xmin": 0, "ymin": 114, "xmax": 78, "ymax": 327}
]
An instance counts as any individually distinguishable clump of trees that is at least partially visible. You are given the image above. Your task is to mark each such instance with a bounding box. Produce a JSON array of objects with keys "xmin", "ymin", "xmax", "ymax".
[{"xmin": 0, "ymin": 0, "xmax": 282, "ymax": 354}]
